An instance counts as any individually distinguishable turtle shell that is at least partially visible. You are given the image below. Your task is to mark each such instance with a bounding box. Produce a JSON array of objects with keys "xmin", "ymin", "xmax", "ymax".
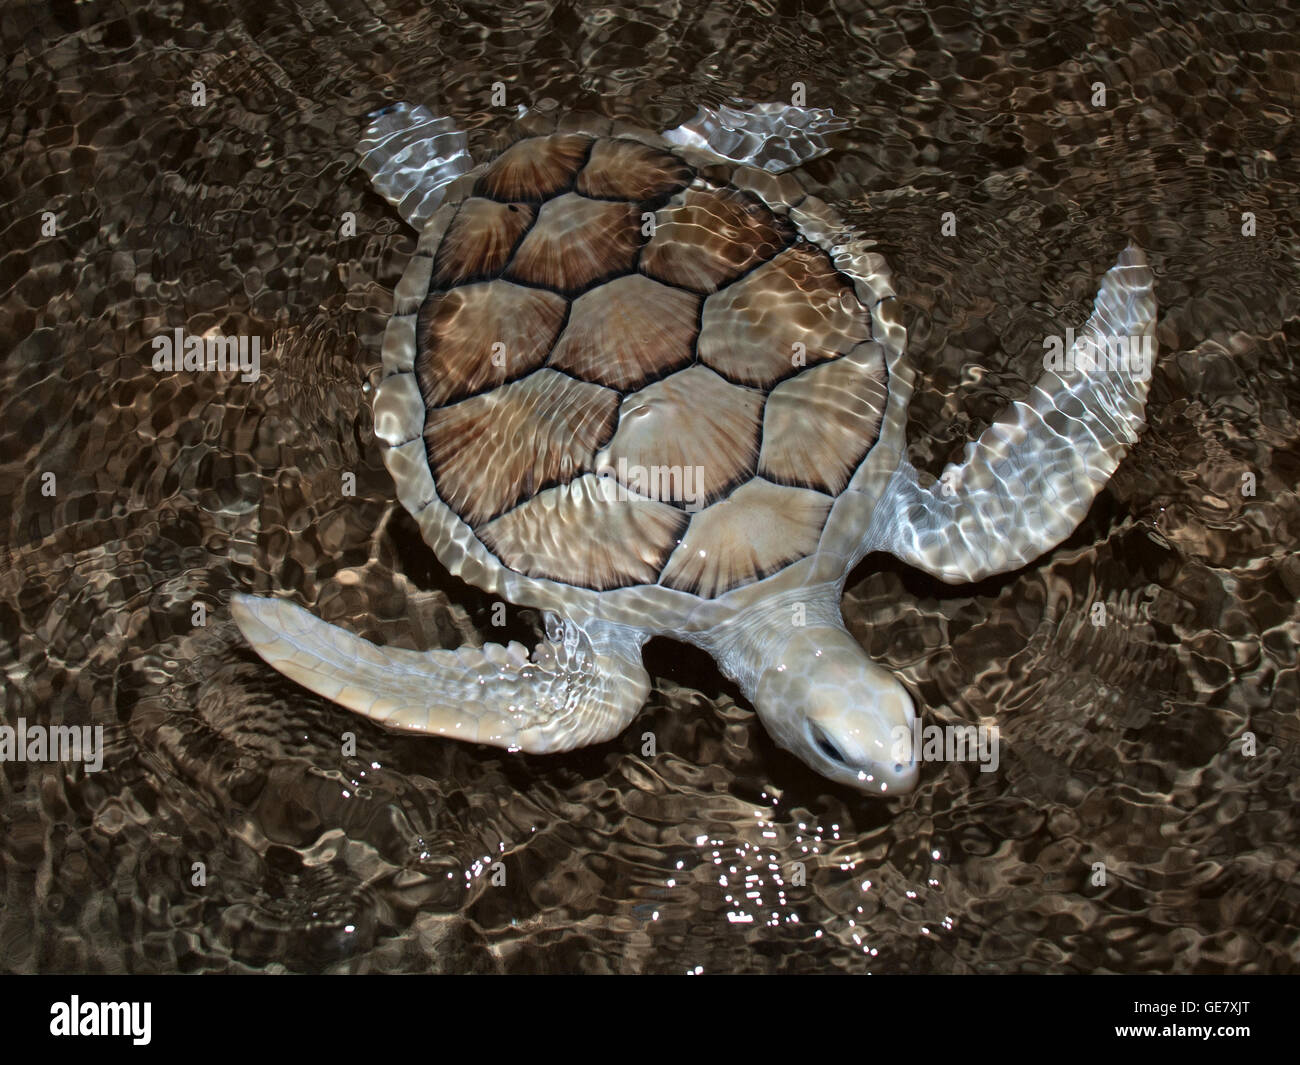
[{"xmin": 380, "ymin": 122, "xmax": 896, "ymax": 604}]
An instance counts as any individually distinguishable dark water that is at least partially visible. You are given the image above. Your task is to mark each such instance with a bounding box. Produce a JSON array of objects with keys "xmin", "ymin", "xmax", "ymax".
[{"xmin": 2, "ymin": 0, "xmax": 1298, "ymax": 973}]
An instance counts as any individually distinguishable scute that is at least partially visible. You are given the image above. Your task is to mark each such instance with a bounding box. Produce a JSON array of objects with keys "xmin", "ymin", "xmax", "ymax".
[
  {"xmin": 576, "ymin": 138, "xmax": 692, "ymax": 200},
  {"xmin": 595, "ymin": 365, "xmax": 763, "ymax": 509},
  {"xmin": 758, "ymin": 341, "xmax": 889, "ymax": 495},
  {"xmin": 475, "ymin": 133, "xmax": 592, "ymax": 201},
  {"xmin": 548, "ymin": 274, "xmax": 699, "ymax": 391},
  {"xmin": 478, "ymin": 474, "xmax": 688, "ymax": 591},
  {"xmin": 432, "ymin": 198, "xmax": 534, "ymax": 286},
  {"xmin": 417, "ymin": 280, "xmax": 566, "ymax": 406},
  {"xmin": 659, "ymin": 479, "xmax": 833, "ymax": 597},
  {"xmin": 641, "ymin": 187, "xmax": 795, "ymax": 292},
  {"xmin": 404, "ymin": 128, "xmax": 887, "ymax": 599},
  {"xmin": 506, "ymin": 193, "xmax": 643, "ymax": 293},
  {"xmin": 698, "ymin": 244, "xmax": 872, "ymax": 387},
  {"xmin": 424, "ymin": 370, "xmax": 618, "ymax": 526}
]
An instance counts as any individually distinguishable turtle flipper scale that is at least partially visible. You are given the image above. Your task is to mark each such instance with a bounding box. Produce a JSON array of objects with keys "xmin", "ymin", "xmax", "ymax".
[
  {"xmin": 231, "ymin": 595, "xmax": 649, "ymax": 754},
  {"xmin": 662, "ymin": 100, "xmax": 849, "ymax": 173},
  {"xmin": 876, "ymin": 245, "xmax": 1158, "ymax": 583}
]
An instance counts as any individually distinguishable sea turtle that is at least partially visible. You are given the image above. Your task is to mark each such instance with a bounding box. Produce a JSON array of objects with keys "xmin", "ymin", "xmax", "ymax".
[{"xmin": 232, "ymin": 100, "xmax": 1157, "ymax": 796}]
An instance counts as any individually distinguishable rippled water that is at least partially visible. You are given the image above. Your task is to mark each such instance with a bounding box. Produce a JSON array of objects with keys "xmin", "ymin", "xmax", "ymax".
[{"xmin": 2, "ymin": 0, "xmax": 1298, "ymax": 973}]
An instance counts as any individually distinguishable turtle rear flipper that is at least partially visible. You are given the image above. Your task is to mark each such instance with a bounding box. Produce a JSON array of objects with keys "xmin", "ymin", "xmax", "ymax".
[
  {"xmin": 876, "ymin": 244, "xmax": 1158, "ymax": 583},
  {"xmin": 231, "ymin": 594, "xmax": 649, "ymax": 753},
  {"xmin": 358, "ymin": 102, "xmax": 472, "ymax": 230},
  {"xmin": 662, "ymin": 100, "xmax": 849, "ymax": 173}
]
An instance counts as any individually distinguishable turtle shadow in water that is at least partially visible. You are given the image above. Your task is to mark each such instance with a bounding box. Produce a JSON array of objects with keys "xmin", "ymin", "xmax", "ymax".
[{"xmin": 386, "ymin": 504, "xmax": 542, "ymax": 650}]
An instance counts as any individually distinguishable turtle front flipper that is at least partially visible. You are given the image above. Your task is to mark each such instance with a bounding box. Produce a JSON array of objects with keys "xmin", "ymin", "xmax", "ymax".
[
  {"xmin": 230, "ymin": 595, "xmax": 649, "ymax": 754},
  {"xmin": 875, "ymin": 245, "xmax": 1158, "ymax": 584},
  {"xmin": 357, "ymin": 102, "xmax": 473, "ymax": 230}
]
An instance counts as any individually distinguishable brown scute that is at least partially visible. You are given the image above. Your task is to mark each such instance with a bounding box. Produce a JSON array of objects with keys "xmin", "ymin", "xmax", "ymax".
[
  {"xmin": 759, "ymin": 344, "xmax": 889, "ymax": 494},
  {"xmin": 424, "ymin": 370, "xmax": 618, "ymax": 527},
  {"xmin": 697, "ymin": 244, "xmax": 872, "ymax": 388},
  {"xmin": 506, "ymin": 193, "xmax": 644, "ymax": 294},
  {"xmin": 595, "ymin": 365, "xmax": 763, "ymax": 510},
  {"xmin": 640, "ymin": 186, "xmax": 795, "ymax": 293},
  {"xmin": 475, "ymin": 134, "xmax": 592, "ymax": 201},
  {"xmin": 548, "ymin": 274, "xmax": 700, "ymax": 391},
  {"xmin": 432, "ymin": 198, "xmax": 535, "ymax": 286},
  {"xmin": 417, "ymin": 281, "xmax": 567, "ymax": 407},
  {"xmin": 576, "ymin": 139, "xmax": 692, "ymax": 201},
  {"xmin": 659, "ymin": 479, "xmax": 833, "ymax": 597},
  {"xmin": 478, "ymin": 474, "xmax": 689, "ymax": 591}
]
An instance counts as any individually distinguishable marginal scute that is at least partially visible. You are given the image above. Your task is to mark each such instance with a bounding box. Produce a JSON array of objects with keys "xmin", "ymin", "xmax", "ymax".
[
  {"xmin": 576, "ymin": 139, "xmax": 692, "ymax": 200},
  {"xmin": 595, "ymin": 365, "xmax": 763, "ymax": 510},
  {"xmin": 415, "ymin": 201, "xmax": 458, "ymax": 256},
  {"xmin": 475, "ymin": 133, "xmax": 592, "ymax": 201},
  {"xmin": 697, "ymin": 243, "xmax": 871, "ymax": 387},
  {"xmin": 548, "ymin": 274, "xmax": 700, "ymax": 391},
  {"xmin": 659, "ymin": 478, "xmax": 833, "ymax": 597},
  {"xmin": 384, "ymin": 437, "xmax": 437, "ymax": 514},
  {"xmin": 759, "ymin": 342, "xmax": 889, "ymax": 494},
  {"xmin": 640, "ymin": 186, "xmax": 794, "ymax": 293},
  {"xmin": 417, "ymin": 281, "xmax": 567, "ymax": 407},
  {"xmin": 873, "ymin": 297, "xmax": 907, "ymax": 363},
  {"xmin": 373, "ymin": 372, "xmax": 425, "ymax": 447},
  {"xmin": 394, "ymin": 255, "xmax": 434, "ymax": 315},
  {"xmin": 478, "ymin": 474, "xmax": 689, "ymax": 591},
  {"xmin": 381, "ymin": 313, "xmax": 417, "ymax": 376},
  {"xmin": 424, "ymin": 369, "xmax": 618, "ymax": 526},
  {"xmin": 432, "ymin": 198, "xmax": 535, "ymax": 286},
  {"xmin": 506, "ymin": 193, "xmax": 643, "ymax": 294}
]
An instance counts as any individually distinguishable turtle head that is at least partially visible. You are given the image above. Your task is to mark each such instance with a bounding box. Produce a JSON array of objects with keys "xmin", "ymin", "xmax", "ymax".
[{"xmin": 751, "ymin": 625, "xmax": 919, "ymax": 796}]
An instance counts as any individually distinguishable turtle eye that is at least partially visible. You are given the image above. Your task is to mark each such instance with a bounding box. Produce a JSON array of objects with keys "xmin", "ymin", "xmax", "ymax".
[{"xmin": 810, "ymin": 724, "xmax": 847, "ymax": 766}]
